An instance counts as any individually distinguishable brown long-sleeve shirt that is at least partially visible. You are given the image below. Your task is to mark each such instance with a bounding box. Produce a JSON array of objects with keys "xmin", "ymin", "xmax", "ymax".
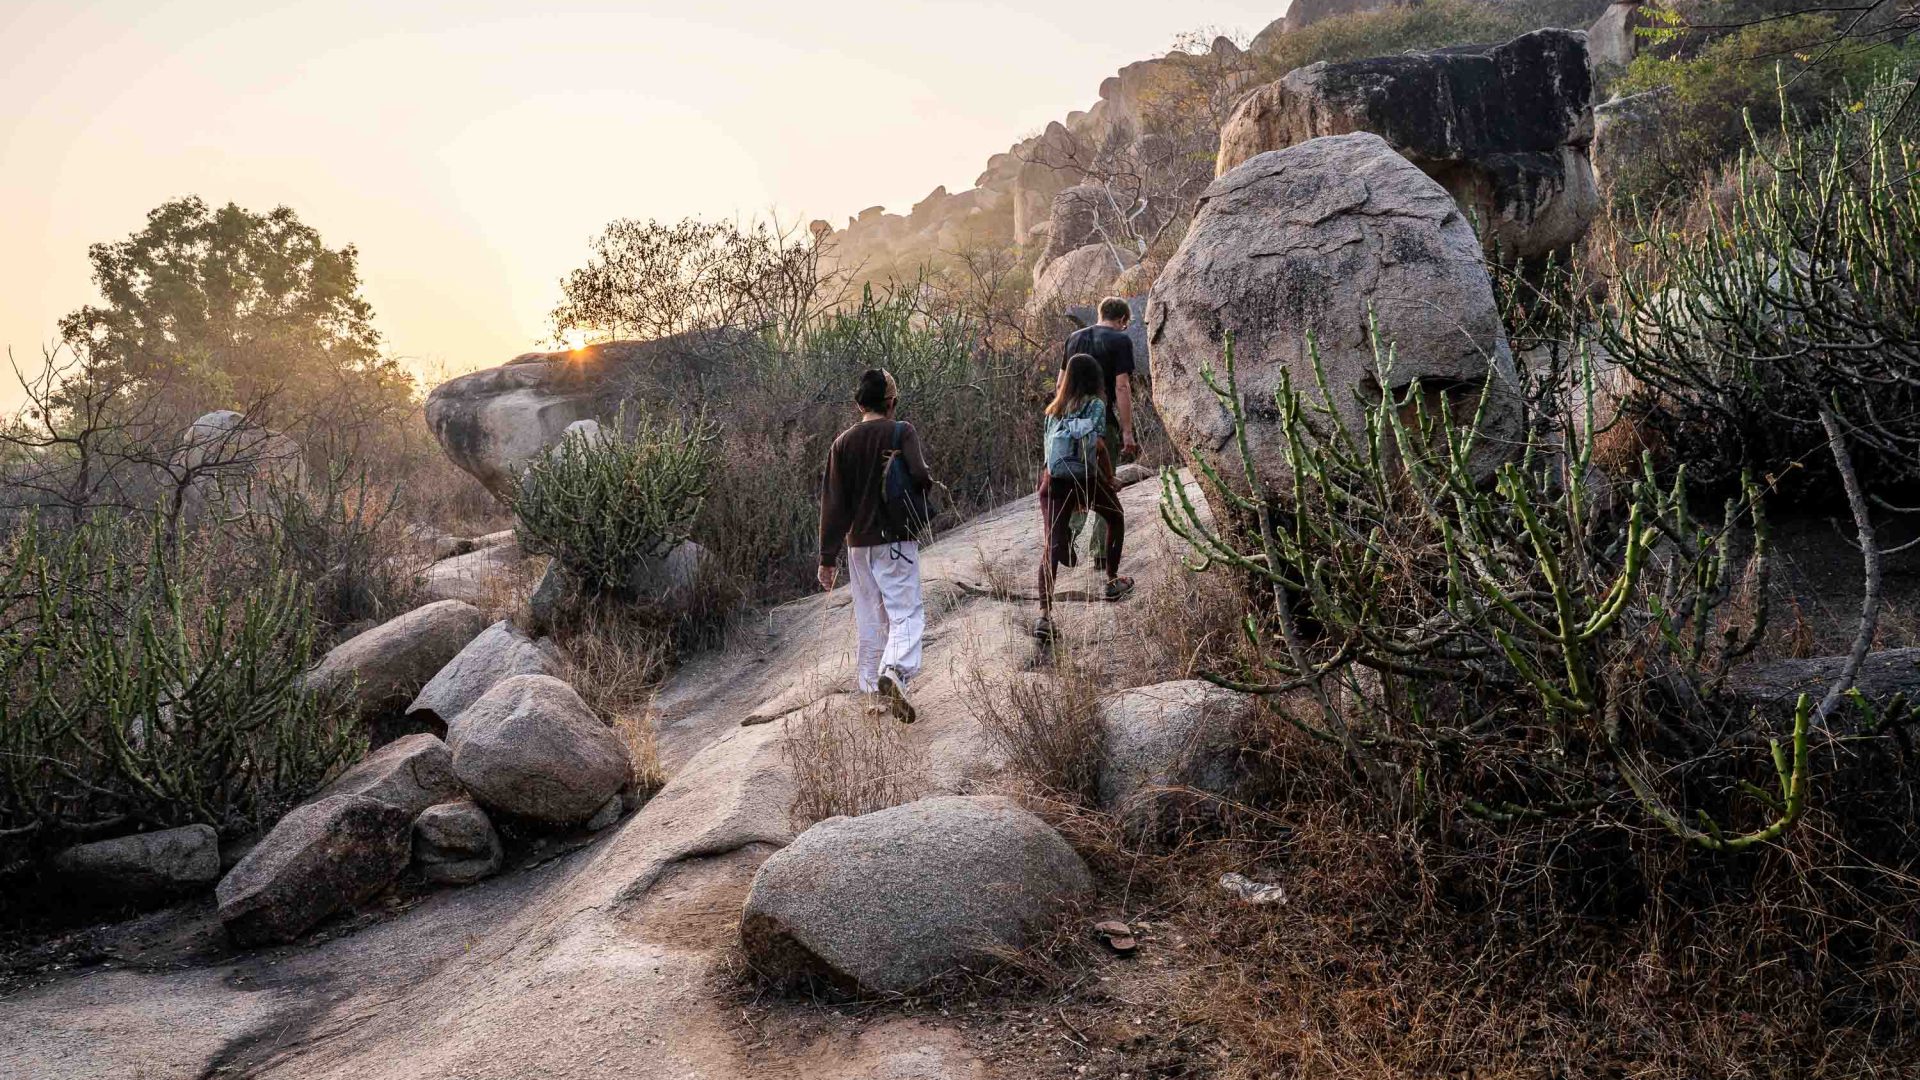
[{"xmin": 818, "ymin": 417, "xmax": 932, "ymax": 566}]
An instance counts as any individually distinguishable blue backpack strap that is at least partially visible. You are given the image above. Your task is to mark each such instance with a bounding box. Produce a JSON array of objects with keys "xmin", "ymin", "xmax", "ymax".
[{"xmin": 892, "ymin": 421, "xmax": 904, "ymax": 449}]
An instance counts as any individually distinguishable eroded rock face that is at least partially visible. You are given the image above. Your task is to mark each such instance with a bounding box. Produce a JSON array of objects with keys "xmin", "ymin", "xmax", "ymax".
[
  {"xmin": 215, "ymin": 794, "xmax": 412, "ymax": 946},
  {"xmin": 307, "ymin": 600, "xmax": 487, "ymax": 725},
  {"xmin": 1150, "ymin": 132, "xmax": 1521, "ymax": 498},
  {"xmin": 406, "ymin": 620, "xmax": 562, "ymax": 730},
  {"xmin": 411, "ymin": 800, "xmax": 503, "ymax": 886},
  {"xmin": 1217, "ymin": 30, "xmax": 1597, "ymax": 261},
  {"xmin": 1098, "ymin": 681, "xmax": 1257, "ymax": 837},
  {"xmin": 740, "ymin": 795, "xmax": 1093, "ymax": 995},
  {"xmin": 53, "ymin": 824, "xmax": 221, "ymax": 904},
  {"xmin": 447, "ymin": 674, "xmax": 630, "ymax": 826},
  {"xmin": 313, "ymin": 733, "xmax": 465, "ymax": 817}
]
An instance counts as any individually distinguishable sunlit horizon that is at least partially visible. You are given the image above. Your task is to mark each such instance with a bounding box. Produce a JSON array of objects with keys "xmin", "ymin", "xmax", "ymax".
[{"xmin": 1, "ymin": 0, "xmax": 1292, "ymax": 413}]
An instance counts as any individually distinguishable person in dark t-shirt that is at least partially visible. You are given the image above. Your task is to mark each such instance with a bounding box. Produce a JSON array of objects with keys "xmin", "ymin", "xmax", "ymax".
[{"xmin": 1057, "ymin": 296, "xmax": 1137, "ymax": 568}]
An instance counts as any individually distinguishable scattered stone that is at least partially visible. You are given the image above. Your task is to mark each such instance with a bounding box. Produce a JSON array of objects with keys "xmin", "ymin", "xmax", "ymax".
[
  {"xmin": 416, "ymin": 541, "xmax": 527, "ymax": 606},
  {"xmin": 1218, "ymin": 872, "xmax": 1288, "ymax": 906},
  {"xmin": 1113, "ymin": 462, "xmax": 1154, "ymax": 488},
  {"xmin": 1097, "ymin": 680, "xmax": 1258, "ymax": 837},
  {"xmin": 406, "ymin": 620, "xmax": 563, "ymax": 730},
  {"xmin": 307, "ymin": 600, "xmax": 487, "ymax": 724},
  {"xmin": 448, "ymin": 674, "xmax": 631, "ymax": 827},
  {"xmin": 312, "ymin": 733, "xmax": 464, "ymax": 817},
  {"xmin": 53, "ymin": 824, "xmax": 220, "ymax": 905},
  {"xmin": 411, "ymin": 800, "xmax": 503, "ymax": 886},
  {"xmin": 740, "ymin": 795, "xmax": 1093, "ymax": 994},
  {"xmin": 584, "ymin": 794, "xmax": 623, "ymax": 831},
  {"xmin": 1217, "ymin": 30, "xmax": 1597, "ymax": 261},
  {"xmin": 527, "ymin": 560, "xmax": 569, "ymax": 633},
  {"xmin": 1094, "ymin": 920, "xmax": 1139, "ymax": 954},
  {"xmin": 215, "ymin": 794, "xmax": 412, "ymax": 946},
  {"xmin": 1150, "ymin": 131, "xmax": 1522, "ymax": 501},
  {"xmin": 629, "ymin": 539, "xmax": 713, "ymax": 615}
]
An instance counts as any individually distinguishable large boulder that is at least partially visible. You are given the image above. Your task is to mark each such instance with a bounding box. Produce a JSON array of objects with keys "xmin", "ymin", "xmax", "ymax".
[
  {"xmin": 406, "ymin": 620, "xmax": 563, "ymax": 730},
  {"xmin": 1587, "ymin": 1, "xmax": 1647, "ymax": 70},
  {"xmin": 1028, "ymin": 243, "xmax": 1129, "ymax": 322},
  {"xmin": 1097, "ymin": 681, "xmax": 1258, "ymax": 836},
  {"xmin": 53, "ymin": 824, "xmax": 221, "ymax": 905},
  {"xmin": 176, "ymin": 410, "xmax": 306, "ymax": 515},
  {"xmin": 312, "ymin": 733, "xmax": 464, "ymax": 817},
  {"xmin": 424, "ymin": 331, "xmax": 746, "ymax": 496},
  {"xmin": 1036, "ymin": 184, "xmax": 1127, "ymax": 277},
  {"xmin": 447, "ymin": 674, "xmax": 630, "ymax": 826},
  {"xmin": 1149, "ymin": 131, "xmax": 1521, "ymax": 498},
  {"xmin": 411, "ymin": 800, "xmax": 503, "ymax": 886},
  {"xmin": 1218, "ymin": 30, "xmax": 1597, "ymax": 261},
  {"xmin": 307, "ymin": 600, "xmax": 487, "ymax": 723},
  {"xmin": 214, "ymin": 794, "xmax": 412, "ymax": 946},
  {"xmin": 740, "ymin": 795, "xmax": 1093, "ymax": 994},
  {"xmin": 415, "ymin": 540, "xmax": 528, "ymax": 606}
]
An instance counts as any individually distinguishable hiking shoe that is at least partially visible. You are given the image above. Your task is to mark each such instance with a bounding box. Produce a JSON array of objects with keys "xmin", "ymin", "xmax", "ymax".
[
  {"xmin": 877, "ymin": 667, "xmax": 917, "ymax": 724},
  {"xmin": 1103, "ymin": 576, "xmax": 1136, "ymax": 602},
  {"xmin": 1033, "ymin": 615, "xmax": 1057, "ymax": 643}
]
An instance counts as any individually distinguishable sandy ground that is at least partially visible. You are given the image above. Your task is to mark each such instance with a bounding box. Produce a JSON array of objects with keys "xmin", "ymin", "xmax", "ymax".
[{"xmin": 0, "ymin": 474, "xmax": 1198, "ymax": 1080}]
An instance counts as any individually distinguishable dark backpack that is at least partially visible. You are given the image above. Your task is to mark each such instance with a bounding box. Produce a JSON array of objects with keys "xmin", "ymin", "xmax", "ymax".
[{"xmin": 877, "ymin": 421, "xmax": 930, "ymax": 543}]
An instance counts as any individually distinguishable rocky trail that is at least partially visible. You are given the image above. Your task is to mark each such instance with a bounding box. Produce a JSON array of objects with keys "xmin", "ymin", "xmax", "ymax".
[{"xmin": 1, "ymin": 474, "xmax": 1199, "ymax": 1080}]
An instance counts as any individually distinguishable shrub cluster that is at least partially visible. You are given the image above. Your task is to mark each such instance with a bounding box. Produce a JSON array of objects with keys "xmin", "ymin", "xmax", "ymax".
[{"xmin": 0, "ymin": 513, "xmax": 360, "ymax": 874}]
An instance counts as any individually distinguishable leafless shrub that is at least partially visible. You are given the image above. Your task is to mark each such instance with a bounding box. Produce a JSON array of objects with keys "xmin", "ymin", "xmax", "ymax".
[{"xmin": 552, "ymin": 597, "xmax": 673, "ymax": 797}]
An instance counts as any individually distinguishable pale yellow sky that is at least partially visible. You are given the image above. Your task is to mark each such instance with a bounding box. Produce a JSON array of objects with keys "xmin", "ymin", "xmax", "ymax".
[{"xmin": 1, "ymin": 1, "xmax": 1287, "ymax": 406}]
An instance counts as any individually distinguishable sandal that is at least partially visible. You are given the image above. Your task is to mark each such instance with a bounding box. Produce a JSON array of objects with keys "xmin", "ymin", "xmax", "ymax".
[{"xmin": 1103, "ymin": 576, "xmax": 1136, "ymax": 602}]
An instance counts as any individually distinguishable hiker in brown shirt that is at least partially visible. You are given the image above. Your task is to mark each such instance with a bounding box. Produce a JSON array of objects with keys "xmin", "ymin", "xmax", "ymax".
[{"xmin": 818, "ymin": 368, "xmax": 932, "ymax": 722}]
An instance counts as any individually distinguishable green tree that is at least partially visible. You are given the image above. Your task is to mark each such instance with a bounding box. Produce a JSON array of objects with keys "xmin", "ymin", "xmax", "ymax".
[{"xmin": 57, "ymin": 196, "xmax": 409, "ymax": 433}]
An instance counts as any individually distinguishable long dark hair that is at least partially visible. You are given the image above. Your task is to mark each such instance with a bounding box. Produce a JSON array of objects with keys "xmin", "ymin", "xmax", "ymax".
[{"xmin": 1047, "ymin": 353, "xmax": 1103, "ymax": 417}]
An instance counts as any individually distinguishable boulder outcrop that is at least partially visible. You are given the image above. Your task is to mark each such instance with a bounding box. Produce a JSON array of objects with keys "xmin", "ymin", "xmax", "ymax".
[
  {"xmin": 447, "ymin": 674, "xmax": 631, "ymax": 826},
  {"xmin": 215, "ymin": 794, "xmax": 413, "ymax": 946},
  {"xmin": 1027, "ymin": 243, "xmax": 1129, "ymax": 322},
  {"xmin": 411, "ymin": 800, "xmax": 503, "ymax": 886},
  {"xmin": 406, "ymin": 620, "xmax": 563, "ymax": 729},
  {"xmin": 52, "ymin": 824, "xmax": 221, "ymax": 905},
  {"xmin": 313, "ymin": 733, "xmax": 465, "ymax": 817},
  {"xmin": 307, "ymin": 599, "xmax": 487, "ymax": 724},
  {"xmin": 1097, "ymin": 681, "xmax": 1258, "ymax": 836},
  {"xmin": 1216, "ymin": 30, "xmax": 1598, "ymax": 261},
  {"xmin": 740, "ymin": 795, "xmax": 1093, "ymax": 994},
  {"xmin": 424, "ymin": 332, "xmax": 745, "ymax": 496},
  {"xmin": 177, "ymin": 410, "xmax": 306, "ymax": 514},
  {"xmin": 1149, "ymin": 132, "xmax": 1522, "ymax": 497}
]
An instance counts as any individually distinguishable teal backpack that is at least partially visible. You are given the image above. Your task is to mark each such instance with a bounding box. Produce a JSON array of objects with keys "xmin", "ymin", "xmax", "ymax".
[{"xmin": 1044, "ymin": 399, "xmax": 1105, "ymax": 483}]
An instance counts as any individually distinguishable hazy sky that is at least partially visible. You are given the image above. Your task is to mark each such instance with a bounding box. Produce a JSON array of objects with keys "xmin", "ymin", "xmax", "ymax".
[{"xmin": 1, "ymin": 1, "xmax": 1287, "ymax": 405}]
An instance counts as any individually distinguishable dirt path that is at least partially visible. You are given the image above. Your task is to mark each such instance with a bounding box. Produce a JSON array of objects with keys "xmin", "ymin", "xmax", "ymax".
[{"xmin": 0, "ymin": 476, "xmax": 1198, "ymax": 1080}]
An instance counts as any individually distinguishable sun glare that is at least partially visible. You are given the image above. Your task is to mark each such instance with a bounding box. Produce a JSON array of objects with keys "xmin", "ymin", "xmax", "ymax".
[{"xmin": 563, "ymin": 328, "xmax": 590, "ymax": 352}]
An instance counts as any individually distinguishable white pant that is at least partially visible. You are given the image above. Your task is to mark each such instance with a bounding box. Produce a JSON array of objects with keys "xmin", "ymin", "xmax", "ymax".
[{"xmin": 846, "ymin": 542, "xmax": 924, "ymax": 692}]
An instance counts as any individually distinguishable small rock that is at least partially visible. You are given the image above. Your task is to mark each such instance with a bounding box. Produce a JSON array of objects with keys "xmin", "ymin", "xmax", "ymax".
[
  {"xmin": 448, "ymin": 674, "xmax": 631, "ymax": 826},
  {"xmin": 412, "ymin": 800, "xmax": 503, "ymax": 885},
  {"xmin": 1113, "ymin": 462, "xmax": 1154, "ymax": 488},
  {"xmin": 307, "ymin": 600, "xmax": 487, "ymax": 724},
  {"xmin": 406, "ymin": 620, "xmax": 563, "ymax": 729},
  {"xmin": 312, "ymin": 733, "xmax": 463, "ymax": 817},
  {"xmin": 584, "ymin": 795, "xmax": 623, "ymax": 831},
  {"xmin": 53, "ymin": 824, "xmax": 220, "ymax": 905},
  {"xmin": 1094, "ymin": 920, "xmax": 1138, "ymax": 954},
  {"xmin": 215, "ymin": 794, "xmax": 412, "ymax": 946},
  {"xmin": 526, "ymin": 561, "xmax": 569, "ymax": 633}
]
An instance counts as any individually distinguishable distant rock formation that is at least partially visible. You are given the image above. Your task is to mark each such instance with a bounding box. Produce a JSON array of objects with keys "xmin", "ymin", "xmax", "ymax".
[{"xmin": 1216, "ymin": 29, "xmax": 1598, "ymax": 262}]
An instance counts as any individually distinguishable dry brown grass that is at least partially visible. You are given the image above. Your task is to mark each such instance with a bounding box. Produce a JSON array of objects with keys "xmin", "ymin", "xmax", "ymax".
[
  {"xmin": 551, "ymin": 596, "xmax": 674, "ymax": 798},
  {"xmin": 967, "ymin": 648, "xmax": 1107, "ymax": 807},
  {"xmin": 781, "ymin": 693, "xmax": 927, "ymax": 825}
]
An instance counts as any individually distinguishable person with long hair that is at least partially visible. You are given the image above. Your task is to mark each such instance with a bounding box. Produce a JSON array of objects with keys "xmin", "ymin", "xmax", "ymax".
[{"xmin": 1035, "ymin": 352, "xmax": 1131, "ymax": 641}]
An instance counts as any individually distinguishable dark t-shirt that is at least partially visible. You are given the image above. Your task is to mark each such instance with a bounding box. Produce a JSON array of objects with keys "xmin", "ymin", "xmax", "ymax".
[{"xmin": 1062, "ymin": 324, "xmax": 1136, "ymax": 413}]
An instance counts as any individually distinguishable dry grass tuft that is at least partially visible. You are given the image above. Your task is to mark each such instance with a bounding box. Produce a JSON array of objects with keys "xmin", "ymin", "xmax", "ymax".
[
  {"xmin": 782, "ymin": 693, "xmax": 927, "ymax": 825},
  {"xmin": 967, "ymin": 647, "xmax": 1107, "ymax": 807},
  {"xmin": 551, "ymin": 595, "xmax": 673, "ymax": 798}
]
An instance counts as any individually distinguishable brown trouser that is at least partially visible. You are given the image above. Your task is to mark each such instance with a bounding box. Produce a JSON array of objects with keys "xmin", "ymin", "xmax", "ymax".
[{"xmin": 1039, "ymin": 469, "xmax": 1124, "ymax": 610}]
